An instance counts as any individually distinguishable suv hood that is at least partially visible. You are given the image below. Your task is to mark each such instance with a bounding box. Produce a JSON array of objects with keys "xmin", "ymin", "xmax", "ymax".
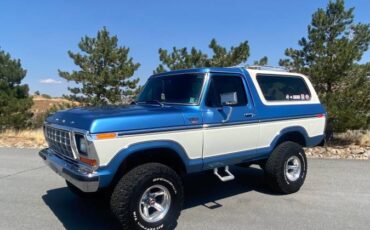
[{"xmin": 46, "ymin": 105, "xmax": 193, "ymax": 133}]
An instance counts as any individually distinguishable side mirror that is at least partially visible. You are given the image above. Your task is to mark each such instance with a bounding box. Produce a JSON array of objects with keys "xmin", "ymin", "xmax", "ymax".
[
  {"xmin": 220, "ymin": 92, "xmax": 238, "ymax": 106},
  {"xmin": 218, "ymin": 92, "xmax": 237, "ymax": 123}
]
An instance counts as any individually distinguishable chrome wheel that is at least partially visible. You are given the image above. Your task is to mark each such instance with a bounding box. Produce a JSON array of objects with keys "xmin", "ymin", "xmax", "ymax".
[
  {"xmin": 285, "ymin": 156, "xmax": 301, "ymax": 181},
  {"xmin": 139, "ymin": 185, "xmax": 171, "ymax": 223}
]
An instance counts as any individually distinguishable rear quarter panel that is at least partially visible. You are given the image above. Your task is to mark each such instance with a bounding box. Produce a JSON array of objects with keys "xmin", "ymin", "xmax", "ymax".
[{"xmin": 243, "ymin": 69, "xmax": 326, "ymax": 148}]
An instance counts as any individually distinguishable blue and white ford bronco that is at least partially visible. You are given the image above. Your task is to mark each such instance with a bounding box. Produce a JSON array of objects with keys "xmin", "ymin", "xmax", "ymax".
[{"xmin": 40, "ymin": 66, "xmax": 326, "ymax": 229}]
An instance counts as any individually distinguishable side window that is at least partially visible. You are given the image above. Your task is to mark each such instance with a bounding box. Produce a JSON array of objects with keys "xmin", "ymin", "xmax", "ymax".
[
  {"xmin": 206, "ymin": 75, "xmax": 247, "ymax": 107},
  {"xmin": 256, "ymin": 75, "xmax": 311, "ymax": 101}
]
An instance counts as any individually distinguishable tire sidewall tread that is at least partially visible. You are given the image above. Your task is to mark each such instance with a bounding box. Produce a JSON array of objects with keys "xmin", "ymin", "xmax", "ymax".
[
  {"xmin": 265, "ymin": 141, "xmax": 307, "ymax": 194},
  {"xmin": 110, "ymin": 163, "xmax": 183, "ymax": 230}
]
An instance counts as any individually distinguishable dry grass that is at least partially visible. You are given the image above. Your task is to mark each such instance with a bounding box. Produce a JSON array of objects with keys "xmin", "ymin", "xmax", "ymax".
[
  {"xmin": 334, "ymin": 130, "xmax": 370, "ymax": 147},
  {"xmin": 0, "ymin": 129, "xmax": 47, "ymax": 148},
  {"xmin": 31, "ymin": 96, "xmax": 77, "ymax": 114},
  {"xmin": 0, "ymin": 96, "xmax": 78, "ymax": 149}
]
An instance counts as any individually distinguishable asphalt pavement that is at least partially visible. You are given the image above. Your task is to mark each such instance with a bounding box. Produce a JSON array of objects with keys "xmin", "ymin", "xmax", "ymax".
[{"xmin": 0, "ymin": 147, "xmax": 369, "ymax": 230}]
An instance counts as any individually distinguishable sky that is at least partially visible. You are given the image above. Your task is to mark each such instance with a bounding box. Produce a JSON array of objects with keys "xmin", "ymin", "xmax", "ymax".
[{"xmin": 0, "ymin": 0, "xmax": 369, "ymax": 97}]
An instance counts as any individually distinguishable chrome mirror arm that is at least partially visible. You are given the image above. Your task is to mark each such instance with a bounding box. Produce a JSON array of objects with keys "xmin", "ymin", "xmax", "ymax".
[{"xmin": 221, "ymin": 106, "xmax": 233, "ymax": 123}]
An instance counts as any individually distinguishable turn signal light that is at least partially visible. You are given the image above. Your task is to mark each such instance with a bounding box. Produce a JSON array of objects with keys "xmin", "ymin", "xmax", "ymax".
[
  {"xmin": 79, "ymin": 156, "xmax": 97, "ymax": 167},
  {"xmin": 96, "ymin": 132, "xmax": 117, "ymax": 140}
]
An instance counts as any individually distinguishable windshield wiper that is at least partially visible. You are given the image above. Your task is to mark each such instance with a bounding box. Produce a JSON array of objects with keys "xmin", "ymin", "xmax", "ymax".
[{"xmin": 139, "ymin": 100, "xmax": 164, "ymax": 107}]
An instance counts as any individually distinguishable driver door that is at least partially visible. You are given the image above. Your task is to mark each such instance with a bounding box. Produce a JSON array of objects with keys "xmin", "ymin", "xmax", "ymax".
[{"xmin": 202, "ymin": 73, "xmax": 259, "ymax": 163}]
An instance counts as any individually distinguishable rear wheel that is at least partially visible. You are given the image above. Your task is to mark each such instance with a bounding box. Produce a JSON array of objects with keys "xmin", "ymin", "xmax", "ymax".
[
  {"xmin": 264, "ymin": 141, "xmax": 307, "ymax": 194},
  {"xmin": 110, "ymin": 163, "xmax": 183, "ymax": 230}
]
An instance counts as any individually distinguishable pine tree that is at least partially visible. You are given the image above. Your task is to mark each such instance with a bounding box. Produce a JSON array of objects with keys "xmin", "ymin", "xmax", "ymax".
[
  {"xmin": 0, "ymin": 48, "xmax": 33, "ymax": 130},
  {"xmin": 155, "ymin": 39, "xmax": 249, "ymax": 73},
  {"xmin": 253, "ymin": 56, "xmax": 268, "ymax": 66},
  {"xmin": 59, "ymin": 27, "xmax": 140, "ymax": 106},
  {"xmin": 279, "ymin": 0, "xmax": 370, "ymax": 132},
  {"xmin": 333, "ymin": 62, "xmax": 370, "ymax": 131}
]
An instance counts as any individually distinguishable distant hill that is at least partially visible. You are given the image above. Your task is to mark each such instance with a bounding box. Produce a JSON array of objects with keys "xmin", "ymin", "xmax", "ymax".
[{"xmin": 31, "ymin": 96, "xmax": 78, "ymax": 114}]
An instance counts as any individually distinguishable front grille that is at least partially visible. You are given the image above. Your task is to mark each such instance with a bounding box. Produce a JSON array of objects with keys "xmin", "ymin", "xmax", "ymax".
[{"xmin": 45, "ymin": 126, "xmax": 75, "ymax": 159}]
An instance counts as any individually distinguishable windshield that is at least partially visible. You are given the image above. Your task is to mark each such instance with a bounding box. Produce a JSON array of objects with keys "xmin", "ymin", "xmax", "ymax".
[{"xmin": 137, "ymin": 74, "xmax": 205, "ymax": 104}]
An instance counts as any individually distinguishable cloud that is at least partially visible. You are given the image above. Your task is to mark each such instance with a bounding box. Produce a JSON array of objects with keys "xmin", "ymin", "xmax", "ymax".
[{"xmin": 39, "ymin": 78, "xmax": 62, "ymax": 84}]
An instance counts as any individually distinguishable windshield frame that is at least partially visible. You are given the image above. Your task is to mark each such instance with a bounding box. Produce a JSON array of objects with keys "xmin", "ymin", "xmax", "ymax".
[{"xmin": 137, "ymin": 72, "xmax": 208, "ymax": 106}]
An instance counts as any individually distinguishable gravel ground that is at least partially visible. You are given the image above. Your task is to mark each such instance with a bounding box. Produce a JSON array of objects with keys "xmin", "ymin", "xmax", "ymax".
[{"xmin": 305, "ymin": 145, "xmax": 370, "ymax": 160}]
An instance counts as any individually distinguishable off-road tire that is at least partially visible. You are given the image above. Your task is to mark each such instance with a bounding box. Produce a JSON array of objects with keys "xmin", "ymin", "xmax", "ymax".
[
  {"xmin": 110, "ymin": 163, "xmax": 184, "ymax": 230},
  {"xmin": 264, "ymin": 141, "xmax": 307, "ymax": 194}
]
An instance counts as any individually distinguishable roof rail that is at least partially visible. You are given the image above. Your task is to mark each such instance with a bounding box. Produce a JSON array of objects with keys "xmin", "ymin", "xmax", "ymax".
[{"xmin": 245, "ymin": 65, "xmax": 289, "ymax": 72}]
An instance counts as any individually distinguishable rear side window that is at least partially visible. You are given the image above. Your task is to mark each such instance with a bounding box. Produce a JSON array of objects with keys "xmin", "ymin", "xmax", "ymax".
[
  {"xmin": 206, "ymin": 75, "xmax": 247, "ymax": 107},
  {"xmin": 256, "ymin": 75, "xmax": 311, "ymax": 101}
]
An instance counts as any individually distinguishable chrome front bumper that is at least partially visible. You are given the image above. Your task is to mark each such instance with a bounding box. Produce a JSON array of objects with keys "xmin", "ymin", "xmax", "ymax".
[{"xmin": 39, "ymin": 148, "xmax": 100, "ymax": 192}]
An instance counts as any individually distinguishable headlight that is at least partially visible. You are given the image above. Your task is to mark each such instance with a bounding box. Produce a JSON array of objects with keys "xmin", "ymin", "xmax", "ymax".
[{"xmin": 75, "ymin": 134, "xmax": 88, "ymax": 155}]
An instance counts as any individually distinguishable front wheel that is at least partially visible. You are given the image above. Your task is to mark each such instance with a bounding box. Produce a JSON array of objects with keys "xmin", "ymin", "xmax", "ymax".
[
  {"xmin": 264, "ymin": 141, "xmax": 307, "ymax": 194},
  {"xmin": 110, "ymin": 163, "xmax": 184, "ymax": 230}
]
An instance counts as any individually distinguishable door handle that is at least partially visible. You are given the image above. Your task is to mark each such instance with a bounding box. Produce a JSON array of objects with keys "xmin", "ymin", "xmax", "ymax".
[{"xmin": 244, "ymin": 113, "xmax": 255, "ymax": 118}]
